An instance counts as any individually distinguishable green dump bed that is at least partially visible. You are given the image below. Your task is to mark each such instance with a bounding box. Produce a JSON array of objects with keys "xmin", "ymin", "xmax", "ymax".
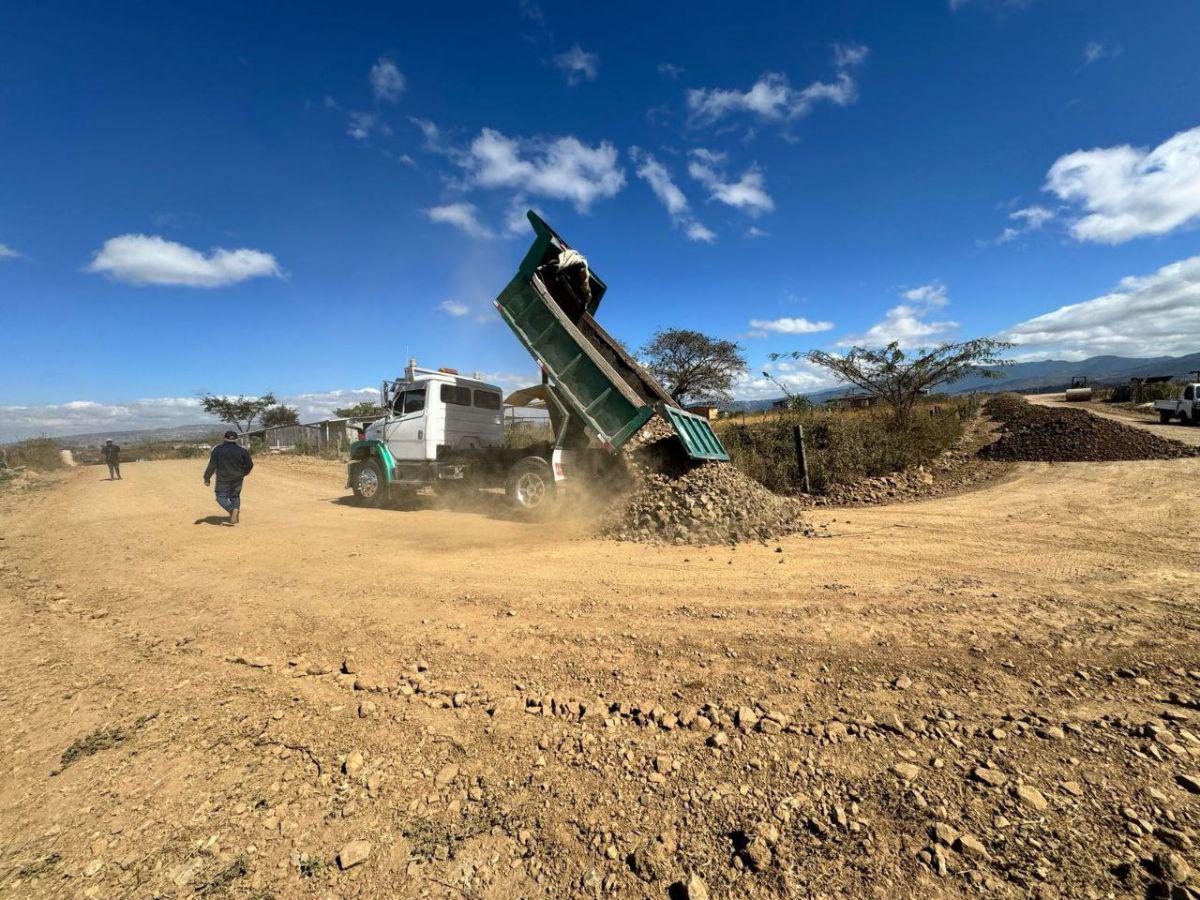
[{"xmin": 493, "ymin": 212, "xmax": 729, "ymax": 461}]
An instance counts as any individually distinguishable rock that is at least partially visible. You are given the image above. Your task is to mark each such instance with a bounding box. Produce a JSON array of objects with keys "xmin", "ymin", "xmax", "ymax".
[
  {"xmin": 973, "ymin": 766, "xmax": 1008, "ymax": 787},
  {"xmin": 357, "ymin": 700, "xmax": 377, "ymax": 718},
  {"xmin": 337, "ymin": 840, "xmax": 371, "ymax": 870},
  {"xmin": 306, "ymin": 663, "xmax": 330, "ymax": 676},
  {"xmin": 1177, "ymin": 774, "xmax": 1200, "ymax": 794},
  {"xmin": 954, "ymin": 834, "xmax": 989, "ymax": 860},
  {"xmin": 1060, "ymin": 780, "xmax": 1084, "ymax": 797},
  {"xmin": 434, "ymin": 764, "xmax": 459, "ymax": 788},
  {"xmin": 735, "ymin": 707, "xmax": 759, "ymax": 731},
  {"xmin": 344, "ymin": 752, "xmax": 365, "ymax": 777},
  {"xmin": 83, "ymin": 859, "xmax": 103, "ymax": 877},
  {"xmin": 1157, "ymin": 851, "xmax": 1192, "ymax": 884},
  {"xmin": 342, "ymin": 656, "xmax": 359, "ymax": 675},
  {"xmin": 1037, "ymin": 725, "xmax": 1065, "ymax": 740},
  {"xmin": 707, "ymin": 732, "xmax": 729, "ymax": 748},
  {"xmin": 893, "ymin": 763, "xmax": 920, "ymax": 781},
  {"xmin": 1015, "ymin": 784, "xmax": 1048, "ymax": 812},
  {"xmin": 932, "ymin": 822, "xmax": 958, "ymax": 846},
  {"xmin": 675, "ymin": 873, "xmax": 710, "ymax": 900},
  {"xmin": 742, "ymin": 836, "xmax": 773, "ymax": 871},
  {"xmin": 893, "ymin": 675, "xmax": 913, "ymax": 690},
  {"xmin": 629, "ymin": 842, "xmax": 669, "ymax": 883}
]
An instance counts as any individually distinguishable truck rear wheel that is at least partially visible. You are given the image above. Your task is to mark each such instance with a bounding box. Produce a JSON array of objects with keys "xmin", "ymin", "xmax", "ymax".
[
  {"xmin": 352, "ymin": 460, "xmax": 386, "ymax": 507},
  {"xmin": 1160, "ymin": 410, "xmax": 1173, "ymax": 424},
  {"xmin": 505, "ymin": 459, "xmax": 555, "ymax": 517}
]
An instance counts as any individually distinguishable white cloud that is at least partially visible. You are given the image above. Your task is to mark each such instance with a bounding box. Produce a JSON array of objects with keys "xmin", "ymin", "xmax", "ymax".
[
  {"xmin": 1044, "ymin": 125, "xmax": 1200, "ymax": 244},
  {"xmin": 0, "ymin": 243, "xmax": 19, "ymax": 260},
  {"xmin": 734, "ymin": 360, "xmax": 837, "ymax": 400},
  {"xmin": 554, "ymin": 45, "xmax": 599, "ymax": 85},
  {"xmin": 686, "ymin": 44, "xmax": 867, "ymax": 126},
  {"xmin": 1001, "ymin": 254, "xmax": 1200, "ymax": 358},
  {"xmin": 630, "ymin": 147, "xmax": 714, "ymax": 242},
  {"xmin": 657, "ymin": 62, "xmax": 684, "ymax": 80},
  {"xmin": 688, "ymin": 151, "xmax": 774, "ymax": 216},
  {"xmin": 369, "ymin": 57, "xmax": 405, "ymax": 102},
  {"xmin": 839, "ymin": 283, "xmax": 957, "ymax": 349},
  {"xmin": 437, "ymin": 300, "xmax": 470, "ymax": 317},
  {"xmin": 748, "ymin": 317, "xmax": 834, "ymax": 336},
  {"xmin": 347, "ymin": 111, "xmax": 383, "ymax": 142},
  {"xmin": 85, "ymin": 235, "xmax": 282, "ymax": 288},
  {"xmin": 1082, "ymin": 41, "xmax": 1119, "ymax": 64},
  {"xmin": 462, "ymin": 128, "xmax": 625, "ymax": 211},
  {"xmin": 425, "ymin": 203, "xmax": 495, "ymax": 239}
]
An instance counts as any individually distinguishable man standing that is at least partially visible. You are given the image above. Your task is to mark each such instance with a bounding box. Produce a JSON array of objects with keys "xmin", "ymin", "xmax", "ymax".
[
  {"xmin": 203, "ymin": 430, "xmax": 254, "ymax": 524},
  {"xmin": 102, "ymin": 439, "xmax": 121, "ymax": 480}
]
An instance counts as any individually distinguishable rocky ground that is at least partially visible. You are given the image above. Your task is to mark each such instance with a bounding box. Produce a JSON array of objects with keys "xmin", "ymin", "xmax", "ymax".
[
  {"xmin": 980, "ymin": 396, "xmax": 1197, "ymax": 463},
  {"xmin": 1, "ymin": 425, "xmax": 1199, "ymax": 899}
]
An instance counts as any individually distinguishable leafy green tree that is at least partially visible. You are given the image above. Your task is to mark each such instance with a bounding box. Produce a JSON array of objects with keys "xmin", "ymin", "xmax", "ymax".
[
  {"xmin": 260, "ymin": 404, "xmax": 300, "ymax": 428},
  {"xmin": 334, "ymin": 400, "xmax": 386, "ymax": 419},
  {"xmin": 641, "ymin": 328, "xmax": 747, "ymax": 405},
  {"xmin": 199, "ymin": 393, "xmax": 278, "ymax": 433},
  {"xmin": 772, "ymin": 339, "xmax": 1012, "ymax": 423}
]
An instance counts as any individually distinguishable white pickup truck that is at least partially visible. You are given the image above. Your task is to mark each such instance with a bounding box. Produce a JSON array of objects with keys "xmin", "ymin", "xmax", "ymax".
[{"xmin": 1155, "ymin": 383, "xmax": 1200, "ymax": 425}]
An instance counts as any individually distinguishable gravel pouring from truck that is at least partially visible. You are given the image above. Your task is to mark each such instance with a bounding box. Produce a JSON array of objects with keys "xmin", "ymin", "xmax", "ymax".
[{"xmin": 346, "ymin": 212, "xmax": 731, "ymax": 515}]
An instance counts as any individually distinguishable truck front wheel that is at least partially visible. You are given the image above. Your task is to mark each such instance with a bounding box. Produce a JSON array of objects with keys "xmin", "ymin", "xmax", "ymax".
[
  {"xmin": 505, "ymin": 459, "xmax": 555, "ymax": 517},
  {"xmin": 352, "ymin": 460, "xmax": 387, "ymax": 507}
]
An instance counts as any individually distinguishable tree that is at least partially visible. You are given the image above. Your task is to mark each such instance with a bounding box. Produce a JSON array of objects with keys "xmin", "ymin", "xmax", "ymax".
[
  {"xmin": 334, "ymin": 400, "xmax": 386, "ymax": 419},
  {"xmin": 199, "ymin": 393, "xmax": 278, "ymax": 434},
  {"xmin": 640, "ymin": 329, "xmax": 747, "ymax": 405},
  {"xmin": 260, "ymin": 404, "xmax": 300, "ymax": 428},
  {"xmin": 772, "ymin": 339, "xmax": 1012, "ymax": 423}
]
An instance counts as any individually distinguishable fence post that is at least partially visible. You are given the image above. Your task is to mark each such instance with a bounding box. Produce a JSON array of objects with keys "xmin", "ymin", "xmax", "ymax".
[{"xmin": 792, "ymin": 424, "xmax": 810, "ymax": 494}]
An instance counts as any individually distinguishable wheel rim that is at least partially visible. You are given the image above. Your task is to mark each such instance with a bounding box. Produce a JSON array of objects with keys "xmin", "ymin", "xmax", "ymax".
[
  {"xmin": 515, "ymin": 472, "xmax": 546, "ymax": 508},
  {"xmin": 358, "ymin": 467, "xmax": 379, "ymax": 499}
]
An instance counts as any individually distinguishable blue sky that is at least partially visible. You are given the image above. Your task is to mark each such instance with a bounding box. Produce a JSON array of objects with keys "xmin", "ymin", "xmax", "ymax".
[{"xmin": 2, "ymin": 0, "xmax": 1200, "ymax": 439}]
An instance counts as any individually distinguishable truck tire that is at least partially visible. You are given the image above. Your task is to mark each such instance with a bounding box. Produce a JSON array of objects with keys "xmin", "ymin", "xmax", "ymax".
[
  {"xmin": 1160, "ymin": 410, "xmax": 1173, "ymax": 424},
  {"xmin": 1182, "ymin": 411, "xmax": 1193, "ymax": 426},
  {"xmin": 351, "ymin": 460, "xmax": 386, "ymax": 507},
  {"xmin": 505, "ymin": 458, "xmax": 555, "ymax": 517}
]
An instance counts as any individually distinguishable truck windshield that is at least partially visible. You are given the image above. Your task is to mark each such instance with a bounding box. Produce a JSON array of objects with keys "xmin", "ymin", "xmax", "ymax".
[{"xmin": 396, "ymin": 389, "xmax": 426, "ymax": 415}]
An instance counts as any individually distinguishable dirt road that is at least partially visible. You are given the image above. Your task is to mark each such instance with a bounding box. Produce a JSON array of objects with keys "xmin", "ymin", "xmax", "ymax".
[
  {"xmin": 1024, "ymin": 393, "xmax": 1200, "ymax": 448},
  {"xmin": 2, "ymin": 454, "xmax": 1199, "ymax": 898}
]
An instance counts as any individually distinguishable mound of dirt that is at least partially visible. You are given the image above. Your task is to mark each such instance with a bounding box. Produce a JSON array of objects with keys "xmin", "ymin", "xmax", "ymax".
[
  {"xmin": 979, "ymin": 395, "xmax": 1197, "ymax": 462},
  {"xmin": 602, "ymin": 417, "xmax": 812, "ymax": 545}
]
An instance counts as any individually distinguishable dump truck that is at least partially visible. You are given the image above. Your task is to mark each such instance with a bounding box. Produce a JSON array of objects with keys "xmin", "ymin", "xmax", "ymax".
[
  {"xmin": 346, "ymin": 212, "xmax": 729, "ymax": 514},
  {"xmin": 1155, "ymin": 383, "xmax": 1200, "ymax": 425}
]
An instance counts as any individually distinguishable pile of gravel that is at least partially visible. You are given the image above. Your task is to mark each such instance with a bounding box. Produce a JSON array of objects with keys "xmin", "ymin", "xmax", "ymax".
[
  {"xmin": 979, "ymin": 395, "xmax": 1196, "ymax": 462},
  {"xmin": 602, "ymin": 417, "xmax": 812, "ymax": 546}
]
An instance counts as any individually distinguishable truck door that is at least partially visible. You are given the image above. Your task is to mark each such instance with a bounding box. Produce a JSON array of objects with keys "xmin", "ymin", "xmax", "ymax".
[{"xmin": 385, "ymin": 387, "xmax": 427, "ymax": 461}]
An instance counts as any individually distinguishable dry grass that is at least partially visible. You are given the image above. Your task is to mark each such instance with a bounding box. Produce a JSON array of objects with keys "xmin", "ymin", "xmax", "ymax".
[{"xmin": 722, "ymin": 396, "xmax": 978, "ymax": 495}]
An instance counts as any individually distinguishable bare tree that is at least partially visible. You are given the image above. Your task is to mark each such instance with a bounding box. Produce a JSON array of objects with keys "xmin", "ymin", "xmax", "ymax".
[
  {"xmin": 641, "ymin": 329, "xmax": 747, "ymax": 405},
  {"xmin": 772, "ymin": 340, "xmax": 1012, "ymax": 422},
  {"xmin": 199, "ymin": 393, "xmax": 278, "ymax": 434}
]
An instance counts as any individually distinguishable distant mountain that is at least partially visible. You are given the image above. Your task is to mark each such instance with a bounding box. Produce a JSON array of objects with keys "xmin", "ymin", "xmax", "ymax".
[
  {"xmin": 728, "ymin": 351, "xmax": 1200, "ymax": 411},
  {"xmin": 44, "ymin": 424, "xmax": 224, "ymax": 447}
]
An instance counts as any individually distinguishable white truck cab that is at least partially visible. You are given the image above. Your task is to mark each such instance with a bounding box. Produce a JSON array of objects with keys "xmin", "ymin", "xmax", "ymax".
[
  {"xmin": 1156, "ymin": 383, "xmax": 1200, "ymax": 425},
  {"xmin": 365, "ymin": 361, "xmax": 504, "ymax": 462}
]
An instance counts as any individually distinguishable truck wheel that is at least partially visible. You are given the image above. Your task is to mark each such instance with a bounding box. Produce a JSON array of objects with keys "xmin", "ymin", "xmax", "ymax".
[
  {"xmin": 351, "ymin": 460, "xmax": 386, "ymax": 507},
  {"xmin": 506, "ymin": 459, "xmax": 555, "ymax": 517},
  {"xmin": 1182, "ymin": 411, "xmax": 1193, "ymax": 426},
  {"xmin": 1160, "ymin": 410, "xmax": 1173, "ymax": 424}
]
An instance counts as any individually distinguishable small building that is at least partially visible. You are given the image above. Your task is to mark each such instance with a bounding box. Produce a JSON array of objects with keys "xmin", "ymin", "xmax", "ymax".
[
  {"xmin": 685, "ymin": 405, "xmax": 721, "ymax": 421},
  {"xmin": 827, "ymin": 392, "xmax": 879, "ymax": 411}
]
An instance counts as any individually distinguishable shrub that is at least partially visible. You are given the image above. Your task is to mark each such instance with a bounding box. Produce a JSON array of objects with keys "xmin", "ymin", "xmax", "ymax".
[
  {"xmin": 3, "ymin": 438, "xmax": 64, "ymax": 471},
  {"xmin": 722, "ymin": 397, "xmax": 975, "ymax": 495}
]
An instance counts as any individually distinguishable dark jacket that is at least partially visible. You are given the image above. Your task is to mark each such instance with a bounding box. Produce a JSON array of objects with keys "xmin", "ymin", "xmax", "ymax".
[
  {"xmin": 204, "ymin": 441, "xmax": 254, "ymax": 483},
  {"xmin": 101, "ymin": 443, "xmax": 120, "ymax": 463}
]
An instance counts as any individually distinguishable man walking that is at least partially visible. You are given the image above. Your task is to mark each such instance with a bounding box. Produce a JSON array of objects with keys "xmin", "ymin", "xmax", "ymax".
[
  {"xmin": 102, "ymin": 439, "xmax": 121, "ymax": 480},
  {"xmin": 203, "ymin": 431, "xmax": 254, "ymax": 524}
]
